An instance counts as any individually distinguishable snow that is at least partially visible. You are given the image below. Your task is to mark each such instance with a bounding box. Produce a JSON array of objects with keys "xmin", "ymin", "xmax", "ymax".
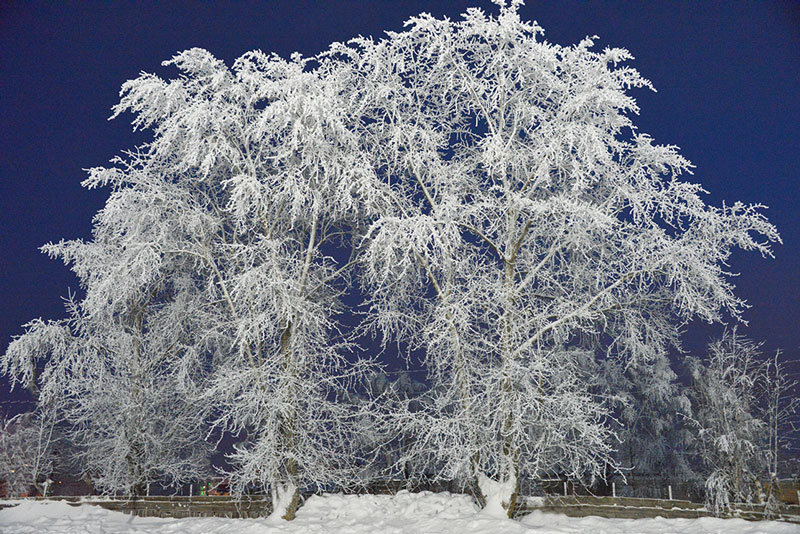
[
  {"xmin": 477, "ymin": 472, "xmax": 516, "ymax": 518},
  {"xmin": 268, "ymin": 482, "xmax": 299, "ymax": 521},
  {"xmin": 1, "ymin": 492, "xmax": 798, "ymax": 534},
  {"xmin": 520, "ymin": 511, "xmax": 800, "ymax": 534}
]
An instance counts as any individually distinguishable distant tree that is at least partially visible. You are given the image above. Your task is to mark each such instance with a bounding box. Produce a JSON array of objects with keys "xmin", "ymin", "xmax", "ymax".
[
  {"xmin": 760, "ymin": 350, "xmax": 799, "ymax": 515},
  {"xmin": 345, "ymin": 371, "xmax": 428, "ymax": 486},
  {"xmin": 0, "ymin": 409, "xmax": 57, "ymax": 497},
  {"xmin": 3, "ymin": 295, "xmax": 210, "ymax": 496},
  {"xmin": 345, "ymin": 2, "xmax": 779, "ymax": 516},
  {"xmin": 599, "ymin": 353, "xmax": 697, "ymax": 486},
  {"xmin": 687, "ymin": 330, "xmax": 770, "ymax": 514}
]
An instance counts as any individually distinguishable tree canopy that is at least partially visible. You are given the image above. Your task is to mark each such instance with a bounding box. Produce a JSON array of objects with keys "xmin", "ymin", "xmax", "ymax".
[{"xmin": 1, "ymin": 2, "xmax": 782, "ymax": 519}]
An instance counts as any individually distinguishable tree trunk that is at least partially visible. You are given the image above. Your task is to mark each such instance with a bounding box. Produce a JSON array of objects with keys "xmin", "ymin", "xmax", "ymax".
[
  {"xmin": 276, "ymin": 322, "xmax": 301, "ymax": 520},
  {"xmin": 278, "ymin": 475, "xmax": 301, "ymax": 520},
  {"xmin": 269, "ymin": 480, "xmax": 301, "ymax": 521},
  {"xmin": 276, "ymin": 216, "xmax": 318, "ymax": 520},
  {"xmin": 498, "ymin": 254, "xmax": 520, "ymax": 518}
]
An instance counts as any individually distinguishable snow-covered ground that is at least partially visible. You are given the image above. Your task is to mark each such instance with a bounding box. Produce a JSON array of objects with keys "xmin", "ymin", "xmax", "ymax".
[{"xmin": 1, "ymin": 492, "xmax": 798, "ymax": 534}]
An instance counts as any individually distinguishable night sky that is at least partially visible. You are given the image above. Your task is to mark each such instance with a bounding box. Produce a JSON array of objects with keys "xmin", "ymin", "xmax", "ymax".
[{"xmin": 1, "ymin": 1, "xmax": 799, "ymax": 415}]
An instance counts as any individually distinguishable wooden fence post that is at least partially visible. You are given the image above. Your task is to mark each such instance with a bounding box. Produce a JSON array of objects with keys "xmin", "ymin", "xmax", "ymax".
[
  {"xmin": 612, "ymin": 482, "xmax": 616, "ymax": 498},
  {"xmin": 668, "ymin": 485, "xmax": 673, "ymax": 501}
]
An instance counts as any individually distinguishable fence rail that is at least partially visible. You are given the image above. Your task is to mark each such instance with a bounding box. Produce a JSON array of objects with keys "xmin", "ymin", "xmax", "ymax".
[
  {"xmin": 519, "ymin": 495, "xmax": 800, "ymax": 523},
  {"xmin": 1, "ymin": 493, "xmax": 798, "ymax": 523},
  {"xmin": 0, "ymin": 495, "xmax": 272, "ymax": 519}
]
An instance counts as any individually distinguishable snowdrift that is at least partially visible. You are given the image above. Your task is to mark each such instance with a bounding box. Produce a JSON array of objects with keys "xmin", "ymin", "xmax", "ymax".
[{"xmin": 1, "ymin": 492, "xmax": 798, "ymax": 534}]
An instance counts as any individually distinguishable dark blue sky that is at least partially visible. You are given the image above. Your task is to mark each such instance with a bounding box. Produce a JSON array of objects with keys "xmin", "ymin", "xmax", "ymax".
[{"xmin": 1, "ymin": 1, "xmax": 799, "ymax": 413}]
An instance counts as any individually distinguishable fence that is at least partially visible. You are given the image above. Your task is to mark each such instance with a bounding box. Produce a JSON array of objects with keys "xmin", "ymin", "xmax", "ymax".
[
  {"xmin": 539, "ymin": 477, "xmax": 800, "ymax": 506},
  {"xmin": 534, "ymin": 477, "xmax": 704, "ymax": 503},
  {"xmin": 0, "ymin": 495, "xmax": 271, "ymax": 519},
  {"xmin": 518, "ymin": 495, "xmax": 800, "ymax": 523},
  {"xmin": 2, "ymin": 488, "xmax": 799, "ymax": 523}
]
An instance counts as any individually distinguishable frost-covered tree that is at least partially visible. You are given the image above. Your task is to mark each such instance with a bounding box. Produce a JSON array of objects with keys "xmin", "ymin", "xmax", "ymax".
[
  {"xmin": 3, "ymin": 42, "xmax": 379, "ymax": 517},
  {"xmin": 60, "ymin": 314, "xmax": 210, "ymax": 496},
  {"xmin": 75, "ymin": 48, "xmax": 377, "ymax": 517},
  {"xmin": 685, "ymin": 332, "xmax": 798, "ymax": 516},
  {"xmin": 687, "ymin": 330, "xmax": 770, "ymax": 514},
  {"xmin": 763, "ymin": 351, "xmax": 799, "ymax": 483},
  {"xmin": 344, "ymin": 371, "xmax": 429, "ymax": 486},
  {"xmin": 760, "ymin": 351, "xmax": 800, "ymax": 516},
  {"xmin": 3, "ymin": 295, "xmax": 210, "ymax": 496},
  {"xmin": 598, "ymin": 353, "xmax": 696, "ymax": 487},
  {"xmin": 0, "ymin": 409, "xmax": 58, "ymax": 497},
  {"xmin": 340, "ymin": 2, "xmax": 779, "ymax": 516}
]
